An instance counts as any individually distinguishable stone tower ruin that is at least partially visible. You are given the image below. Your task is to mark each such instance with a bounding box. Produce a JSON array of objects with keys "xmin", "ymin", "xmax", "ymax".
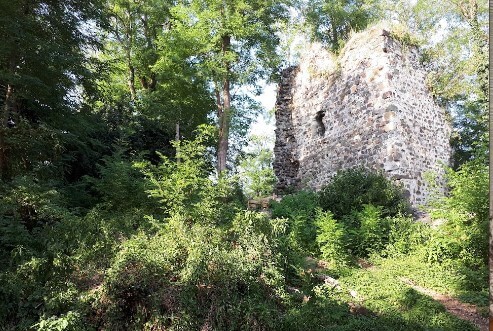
[{"xmin": 273, "ymin": 26, "xmax": 452, "ymax": 208}]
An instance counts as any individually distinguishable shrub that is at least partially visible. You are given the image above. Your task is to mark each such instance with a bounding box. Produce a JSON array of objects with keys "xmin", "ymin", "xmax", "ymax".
[
  {"xmin": 271, "ymin": 191, "xmax": 319, "ymax": 221},
  {"xmin": 318, "ymin": 167, "xmax": 411, "ymax": 220},
  {"xmin": 137, "ymin": 125, "xmax": 244, "ymax": 225},
  {"xmin": 322, "ymin": 204, "xmax": 392, "ymax": 259},
  {"xmin": 270, "ymin": 191, "xmax": 319, "ymax": 255},
  {"xmin": 86, "ymin": 149, "xmax": 155, "ymax": 212},
  {"xmin": 384, "ymin": 216, "xmax": 432, "ymax": 257},
  {"xmin": 354, "ymin": 204, "xmax": 388, "ymax": 257},
  {"xmin": 99, "ymin": 230, "xmax": 182, "ymax": 330},
  {"xmin": 89, "ymin": 130, "xmax": 287, "ymax": 330},
  {"xmin": 427, "ymin": 160, "xmax": 488, "ymax": 265},
  {"xmin": 95, "ymin": 211, "xmax": 286, "ymax": 330},
  {"xmin": 315, "ymin": 210, "xmax": 348, "ymax": 266}
]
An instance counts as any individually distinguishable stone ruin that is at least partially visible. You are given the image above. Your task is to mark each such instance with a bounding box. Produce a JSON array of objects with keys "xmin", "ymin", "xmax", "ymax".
[{"xmin": 273, "ymin": 26, "xmax": 452, "ymax": 208}]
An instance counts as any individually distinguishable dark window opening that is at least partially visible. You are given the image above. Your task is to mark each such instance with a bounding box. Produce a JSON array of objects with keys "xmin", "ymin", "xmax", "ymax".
[{"xmin": 315, "ymin": 111, "xmax": 325, "ymax": 136}]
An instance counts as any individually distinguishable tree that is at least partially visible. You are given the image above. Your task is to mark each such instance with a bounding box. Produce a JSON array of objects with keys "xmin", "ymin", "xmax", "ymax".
[
  {"xmin": 169, "ymin": 0, "xmax": 289, "ymax": 174},
  {"xmin": 304, "ymin": 0, "xmax": 380, "ymax": 51},
  {"xmin": 0, "ymin": 0, "xmax": 105, "ymax": 180},
  {"xmin": 105, "ymin": 0, "xmax": 172, "ymax": 100},
  {"xmin": 443, "ymin": 0, "xmax": 488, "ymax": 166},
  {"xmin": 95, "ymin": 0, "xmax": 214, "ymax": 154},
  {"xmin": 380, "ymin": 0, "xmax": 488, "ymax": 167},
  {"xmin": 238, "ymin": 134, "xmax": 276, "ymax": 199}
]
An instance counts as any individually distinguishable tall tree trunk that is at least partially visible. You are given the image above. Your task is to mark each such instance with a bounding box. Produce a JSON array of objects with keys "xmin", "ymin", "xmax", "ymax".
[
  {"xmin": 0, "ymin": 3, "xmax": 27, "ymax": 180},
  {"xmin": 141, "ymin": 13, "xmax": 157, "ymax": 92},
  {"xmin": 217, "ymin": 34, "xmax": 231, "ymax": 174},
  {"xmin": 0, "ymin": 57, "xmax": 15, "ymax": 180},
  {"xmin": 126, "ymin": 10, "xmax": 136, "ymax": 100},
  {"xmin": 330, "ymin": 17, "xmax": 338, "ymax": 50},
  {"xmin": 175, "ymin": 121, "xmax": 181, "ymax": 164},
  {"xmin": 0, "ymin": 84, "xmax": 13, "ymax": 180},
  {"xmin": 468, "ymin": 15, "xmax": 488, "ymax": 100},
  {"xmin": 149, "ymin": 72, "xmax": 157, "ymax": 91},
  {"xmin": 175, "ymin": 122, "xmax": 180, "ymax": 142},
  {"xmin": 128, "ymin": 62, "xmax": 136, "ymax": 100}
]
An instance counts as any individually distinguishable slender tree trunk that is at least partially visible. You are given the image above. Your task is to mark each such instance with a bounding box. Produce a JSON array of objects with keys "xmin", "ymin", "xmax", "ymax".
[
  {"xmin": 0, "ymin": 3, "xmax": 27, "ymax": 180},
  {"xmin": 126, "ymin": 10, "xmax": 136, "ymax": 100},
  {"xmin": 128, "ymin": 62, "xmax": 136, "ymax": 100},
  {"xmin": 175, "ymin": 121, "xmax": 181, "ymax": 164},
  {"xmin": 330, "ymin": 17, "xmax": 338, "ymax": 50},
  {"xmin": 0, "ymin": 84, "xmax": 12, "ymax": 180},
  {"xmin": 149, "ymin": 72, "xmax": 157, "ymax": 91},
  {"xmin": 468, "ymin": 16, "xmax": 488, "ymax": 100},
  {"xmin": 141, "ymin": 13, "xmax": 157, "ymax": 92},
  {"xmin": 0, "ymin": 57, "xmax": 15, "ymax": 180},
  {"xmin": 217, "ymin": 76, "xmax": 231, "ymax": 173},
  {"xmin": 175, "ymin": 122, "xmax": 180, "ymax": 142},
  {"xmin": 217, "ymin": 34, "xmax": 231, "ymax": 174}
]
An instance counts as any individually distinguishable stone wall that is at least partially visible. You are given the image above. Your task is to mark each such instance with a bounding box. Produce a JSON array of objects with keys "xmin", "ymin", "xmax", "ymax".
[{"xmin": 273, "ymin": 26, "xmax": 452, "ymax": 208}]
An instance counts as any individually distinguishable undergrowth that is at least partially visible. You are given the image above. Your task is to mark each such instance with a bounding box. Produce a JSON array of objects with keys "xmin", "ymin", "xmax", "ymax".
[{"xmin": 0, "ymin": 135, "xmax": 487, "ymax": 330}]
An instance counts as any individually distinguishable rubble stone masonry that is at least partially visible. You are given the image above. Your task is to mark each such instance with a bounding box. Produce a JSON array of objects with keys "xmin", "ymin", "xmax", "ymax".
[{"xmin": 273, "ymin": 26, "xmax": 452, "ymax": 208}]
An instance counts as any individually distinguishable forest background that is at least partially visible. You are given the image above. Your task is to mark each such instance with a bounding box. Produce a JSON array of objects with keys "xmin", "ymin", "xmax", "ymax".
[{"xmin": 0, "ymin": 0, "xmax": 489, "ymax": 330}]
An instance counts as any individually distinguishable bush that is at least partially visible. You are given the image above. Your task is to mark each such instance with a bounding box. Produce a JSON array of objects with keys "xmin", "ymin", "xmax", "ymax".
[
  {"xmin": 94, "ymin": 211, "xmax": 286, "ymax": 330},
  {"xmin": 317, "ymin": 204, "xmax": 393, "ymax": 260},
  {"xmin": 315, "ymin": 210, "xmax": 348, "ymax": 266},
  {"xmin": 87, "ymin": 130, "xmax": 287, "ymax": 330},
  {"xmin": 384, "ymin": 216, "xmax": 432, "ymax": 257},
  {"xmin": 318, "ymin": 167, "xmax": 411, "ymax": 220},
  {"xmin": 427, "ymin": 160, "xmax": 488, "ymax": 265},
  {"xmin": 270, "ymin": 191, "xmax": 319, "ymax": 255},
  {"xmin": 354, "ymin": 204, "xmax": 388, "ymax": 257},
  {"xmin": 99, "ymin": 230, "xmax": 182, "ymax": 330},
  {"xmin": 87, "ymin": 149, "xmax": 156, "ymax": 212},
  {"xmin": 136, "ymin": 125, "xmax": 244, "ymax": 225}
]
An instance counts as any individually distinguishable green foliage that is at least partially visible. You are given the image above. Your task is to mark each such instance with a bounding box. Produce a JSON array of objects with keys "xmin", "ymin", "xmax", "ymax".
[
  {"xmin": 304, "ymin": 0, "xmax": 381, "ymax": 52},
  {"xmin": 0, "ymin": 0, "xmax": 105, "ymax": 113},
  {"xmin": 137, "ymin": 125, "xmax": 243, "ymax": 224},
  {"xmin": 450, "ymin": 100, "xmax": 488, "ymax": 168},
  {"xmin": 0, "ymin": 175, "xmax": 70, "ymax": 239},
  {"xmin": 373, "ymin": 253, "xmax": 488, "ymax": 308},
  {"xmin": 318, "ymin": 167, "xmax": 411, "ymax": 220},
  {"xmin": 384, "ymin": 216, "xmax": 431, "ymax": 257},
  {"xmin": 332, "ymin": 263, "xmax": 480, "ymax": 331},
  {"xmin": 87, "ymin": 149, "xmax": 156, "ymax": 212},
  {"xmin": 169, "ymin": 0, "xmax": 288, "ymax": 83},
  {"xmin": 315, "ymin": 204, "xmax": 395, "ymax": 261},
  {"xmin": 426, "ymin": 160, "xmax": 488, "ymax": 266},
  {"xmin": 34, "ymin": 311, "xmax": 84, "ymax": 331},
  {"xmin": 354, "ymin": 204, "xmax": 388, "ymax": 257},
  {"xmin": 315, "ymin": 210, "xmax": 348, "ymax": 266},
  {"xmin": 95, "ymin": 211, "xmax": 286, "ymax": 330},
  {"xmin": 271, "ymin": 191, "xmax": 320, "ymax": 255},
  {"xmin": 238, "ymin": 134, "xmax": 276, "ymax": 199},
  {"xmin": 87, "ymin": 131, "xmax": 284, "ymax": 330},
  {"xmin": 165, "ymin": 0, "xmax": 289, "ymax": 172}
]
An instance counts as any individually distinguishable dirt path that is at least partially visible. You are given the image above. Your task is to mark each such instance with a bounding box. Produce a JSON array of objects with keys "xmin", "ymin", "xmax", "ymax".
[{"xmin": 399, "ymin": 277, "xmax": 488, "ymax": 331}]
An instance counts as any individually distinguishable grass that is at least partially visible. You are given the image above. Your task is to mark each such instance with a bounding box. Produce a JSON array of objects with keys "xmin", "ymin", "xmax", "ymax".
[
  {"xmin": 281, "ymin": 253, "xmax": 484, "ymax": 331},
  {"xmin": 372, "ymin": 254, "xmax": 489, "ymax": 310}
]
